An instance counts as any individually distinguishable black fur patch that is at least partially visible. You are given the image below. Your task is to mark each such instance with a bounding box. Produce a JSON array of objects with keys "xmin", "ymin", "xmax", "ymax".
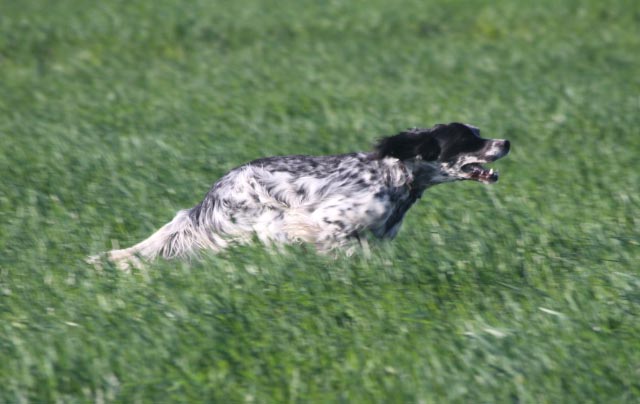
[
  {"xmin": 374, "ymin": 128, "xmax": 441, "ymax": 161},
  {"xmin": 432, "ymin": 123, "xmax": 487, "ymax": 161},
  {"xmin": 374, "ymin": 123, "xmax": 494, "ymax": 164}
]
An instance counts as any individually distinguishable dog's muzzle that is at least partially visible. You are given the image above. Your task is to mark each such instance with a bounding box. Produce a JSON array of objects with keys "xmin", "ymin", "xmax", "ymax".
[{"xmin": 461, "ymin": 140, "xmax": 510, "ymax": 184}]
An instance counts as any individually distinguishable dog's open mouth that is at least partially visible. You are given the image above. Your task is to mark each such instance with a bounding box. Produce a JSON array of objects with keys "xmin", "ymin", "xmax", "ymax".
[{"xmin": 461, "ymin": 163, "xmax": 499, "ymax": 184}]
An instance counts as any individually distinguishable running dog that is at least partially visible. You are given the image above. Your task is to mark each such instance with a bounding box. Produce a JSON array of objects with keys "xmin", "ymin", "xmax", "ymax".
[{"xmin": 90, "ymin": 122, "xmax": 510, "ymax": 269}]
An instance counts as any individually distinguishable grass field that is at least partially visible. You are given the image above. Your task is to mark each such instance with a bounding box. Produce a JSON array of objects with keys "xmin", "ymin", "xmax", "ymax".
[{"xmin": 1, "ymin": 0, "xmax": 639, "ymax": 401}]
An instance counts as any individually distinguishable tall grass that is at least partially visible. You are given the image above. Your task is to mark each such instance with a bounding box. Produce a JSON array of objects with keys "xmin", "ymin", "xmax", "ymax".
[{"xmin": 1, "ymin": 0, "xmax": 639, "ymax": 401}]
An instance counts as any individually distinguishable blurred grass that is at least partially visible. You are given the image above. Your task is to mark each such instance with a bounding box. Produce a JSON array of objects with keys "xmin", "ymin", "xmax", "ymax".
[{"xmin": 1, "ymin": 0, "xmax": 639, "ymax": 401}]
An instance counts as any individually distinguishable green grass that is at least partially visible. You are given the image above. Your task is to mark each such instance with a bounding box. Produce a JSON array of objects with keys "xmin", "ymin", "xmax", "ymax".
[{"xmin": 1, "ymin": 0, "xmax": 639, "ymax": 401}]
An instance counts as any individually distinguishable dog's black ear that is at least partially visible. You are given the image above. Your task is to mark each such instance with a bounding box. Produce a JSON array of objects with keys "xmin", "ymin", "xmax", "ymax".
[
  {"xmin": 374, "ymin": 130, "xmax": 441, "ymax": 161},
  {"xmin": 416, "ymin": 137, "xmax": 441, "ymax": 161}
]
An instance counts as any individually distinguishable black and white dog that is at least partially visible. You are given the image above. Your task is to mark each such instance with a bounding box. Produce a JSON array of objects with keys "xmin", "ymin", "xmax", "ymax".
[{"xmin": 91, "ymin": 123, "xmax": 510, "ymax": 269}]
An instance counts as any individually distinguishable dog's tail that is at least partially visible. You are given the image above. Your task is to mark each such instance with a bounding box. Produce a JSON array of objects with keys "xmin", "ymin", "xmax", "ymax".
[{"xmin": 88, "ymin": 209, "xmax": 222, "ymax": 270}]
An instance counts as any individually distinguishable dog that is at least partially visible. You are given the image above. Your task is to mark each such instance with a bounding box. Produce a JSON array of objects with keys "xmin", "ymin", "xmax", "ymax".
[{"xmin": 90, "ymin": 122, "xmax": 510, "ymax": 269}]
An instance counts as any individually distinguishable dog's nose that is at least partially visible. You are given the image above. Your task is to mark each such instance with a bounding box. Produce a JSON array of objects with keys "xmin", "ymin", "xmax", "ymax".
[{"xmin": 503, "ymin": 140, "xmax": 511, "ymax": 153}]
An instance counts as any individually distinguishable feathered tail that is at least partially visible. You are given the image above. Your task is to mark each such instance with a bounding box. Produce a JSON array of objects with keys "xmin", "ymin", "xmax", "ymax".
[{"xmin": 88, "ymin": 209, "xmax": 222, "ymax": 270}]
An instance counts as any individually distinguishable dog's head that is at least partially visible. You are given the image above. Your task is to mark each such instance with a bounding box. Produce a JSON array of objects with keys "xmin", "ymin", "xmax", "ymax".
[{"xmin": 374, "ymin": 122, "xmax": 510, "ymax": 185}]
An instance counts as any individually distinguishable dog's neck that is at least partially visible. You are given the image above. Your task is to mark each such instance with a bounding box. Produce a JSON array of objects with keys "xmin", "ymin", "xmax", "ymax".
[{"xmin": 401, "ymin": 158, "xmax": 451, "ymax": 190}]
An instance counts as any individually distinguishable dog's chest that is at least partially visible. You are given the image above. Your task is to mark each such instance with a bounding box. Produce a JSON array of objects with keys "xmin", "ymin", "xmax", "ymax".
[{"xmin": 365, "ymin": 186, "xmax": 417, "ymax": 238}]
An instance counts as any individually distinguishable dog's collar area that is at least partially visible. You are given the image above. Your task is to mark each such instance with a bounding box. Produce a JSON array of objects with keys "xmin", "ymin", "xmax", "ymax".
[
  {"xmin": 395, "ymin": 160, "xmax": 427, "ymax": 205},
  {"xmin": 398, "ymin": 160, "xmax": 415, "ymax": 191}
]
